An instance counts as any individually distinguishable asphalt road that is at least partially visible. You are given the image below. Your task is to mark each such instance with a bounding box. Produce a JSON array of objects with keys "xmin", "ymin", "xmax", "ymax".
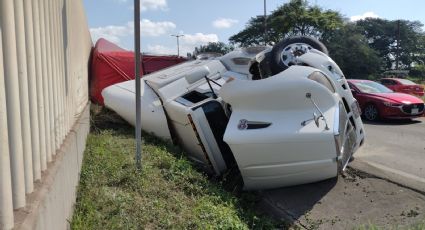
[
  {"xmin": 258, "ymin": 117, "xmax": 425, "ymax": 229},
  {"xmin": 259, "ymin": 117, "xmax": 425, "ymax": 229},
  {"xmin": 260, "ymin": 171, "xmax": 425, "ymax": 229},
  {"xmin": 354, "ymin": 117, "xmax": 425, "ymax": 186}
]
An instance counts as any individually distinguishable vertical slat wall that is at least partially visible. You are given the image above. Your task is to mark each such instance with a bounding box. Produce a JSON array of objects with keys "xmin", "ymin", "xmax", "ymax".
[
  {"xmin": 0, "ymin": 21, "xmax": 14, "ymax": 230},
  {"xmin": 14, "ymin": 0, "xmax": 34, "ymax": 195},
  {"xmin": 0, "ymin": 0, "xmax": 93, "ymax": 229}
]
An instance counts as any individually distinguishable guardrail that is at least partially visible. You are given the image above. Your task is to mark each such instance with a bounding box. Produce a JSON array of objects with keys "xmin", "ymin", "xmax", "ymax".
[{"xmin": 0, "ymin": 0, "xmax": 92, "ymax": 228}]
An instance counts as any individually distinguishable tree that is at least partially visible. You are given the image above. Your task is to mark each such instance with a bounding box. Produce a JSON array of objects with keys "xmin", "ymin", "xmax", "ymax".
[
  {"xmin": 229, "ymin": 0, "xmax": 344, "ymax": 47},
  {"xmin": 193, "ymin": 42, "xmax": 234, "ymax": 56},
  {"xmin": 410, "ymin": 64, "xmax": 425, "ymax": 80},
  {"xmin": 356, "ymin": 18, "xmax": 425, "ymax": 69},
  {"xmin": 397, "ymin": 20, "xmax": 425, "ymax": 68},
  {"xmin": 324, "ymin": 23, "xmax": 382, "ymax": 79},
  {"xmin": 228, "ymin": 15, "xmax": 275, "ymax": 47}
]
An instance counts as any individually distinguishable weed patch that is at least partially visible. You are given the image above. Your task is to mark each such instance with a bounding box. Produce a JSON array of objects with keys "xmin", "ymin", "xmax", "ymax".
[{"xmin": 71, "ymin": 107, "xmax": 283, "ymax": 229}]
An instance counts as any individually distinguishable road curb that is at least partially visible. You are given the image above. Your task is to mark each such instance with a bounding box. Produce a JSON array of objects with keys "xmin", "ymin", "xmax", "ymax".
[{"xmin": 349, "ymin": 159, "xmax": 425, "ymax": 194}]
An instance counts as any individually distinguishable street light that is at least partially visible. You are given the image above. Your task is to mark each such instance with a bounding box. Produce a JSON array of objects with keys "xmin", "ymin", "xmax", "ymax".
[
  {"xmin": 171, "ymin": 34, "xmax": 184, "ymax": 56},
  {"xmin": 264, "ymin": 0, "xmax": 267, "ymax": 45}
]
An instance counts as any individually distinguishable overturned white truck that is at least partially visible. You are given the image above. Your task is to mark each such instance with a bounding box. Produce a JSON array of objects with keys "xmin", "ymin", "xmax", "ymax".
[{"xmin": 102, "ymin": 37, "xmax": 365, "ymax": 190}]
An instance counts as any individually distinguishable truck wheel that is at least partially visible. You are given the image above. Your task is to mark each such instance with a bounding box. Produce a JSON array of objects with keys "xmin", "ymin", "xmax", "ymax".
[{"xmin": 269, "ymin": 36, "xmax": 328, "ymax": 75}]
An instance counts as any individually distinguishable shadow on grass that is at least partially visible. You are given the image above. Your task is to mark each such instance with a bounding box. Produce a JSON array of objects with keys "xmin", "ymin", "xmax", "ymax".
[{"xmin": 91, "ymin": 105, "xmax": 246, "ymax": 192}]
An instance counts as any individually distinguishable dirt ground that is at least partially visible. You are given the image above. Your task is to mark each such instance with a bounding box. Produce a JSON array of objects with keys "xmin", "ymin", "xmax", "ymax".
[{"xmin": 257, "ymin": 168, "xmax": 425, "ymax": 229}]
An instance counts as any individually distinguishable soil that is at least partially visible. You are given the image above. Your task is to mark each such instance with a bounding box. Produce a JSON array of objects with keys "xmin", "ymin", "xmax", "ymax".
[{"xmin": 258, "ymin": 168, "xmax": 425, "ymax": 229}]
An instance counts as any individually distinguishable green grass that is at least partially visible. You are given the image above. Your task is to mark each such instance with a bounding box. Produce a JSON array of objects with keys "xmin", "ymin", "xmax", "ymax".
[{"xmin": 70, "ymin": 107, "xmax": 283, "ymax": 229}]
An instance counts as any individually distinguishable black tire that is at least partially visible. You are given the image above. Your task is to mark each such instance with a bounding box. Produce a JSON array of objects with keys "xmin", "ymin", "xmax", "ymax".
[
  {"xmin": 269, "ymin": 36, "xmax": 328, "ymax": 75},
  {"xmin": 363, "ymin": 103, "xmax": 380, "ymax": 121}
]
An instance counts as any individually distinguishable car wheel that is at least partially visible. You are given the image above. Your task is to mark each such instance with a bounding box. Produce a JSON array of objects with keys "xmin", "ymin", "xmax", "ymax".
[
  {"xmin": 363, "ymin": 103, "xmax": 380, "ymax": 121},
  {"xmin": 269, "ymin": 36, "xmax": 328, "ymax": 75}
]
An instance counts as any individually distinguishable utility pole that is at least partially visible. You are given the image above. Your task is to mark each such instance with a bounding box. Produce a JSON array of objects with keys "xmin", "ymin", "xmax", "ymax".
[
  {"xmin": 396, "ymin": 20, "xmax": 401, "ymax": 70},
  {"xmin": 171, "ymin": 34, "xmax": 184, "ymax": 56},
  {"xmin": 134, "ymin": 0, "xmax": 142, "ymax": 169},
  {"xmin": 264, "ymin": 0, "xmax": 267, "ymax": 45}
]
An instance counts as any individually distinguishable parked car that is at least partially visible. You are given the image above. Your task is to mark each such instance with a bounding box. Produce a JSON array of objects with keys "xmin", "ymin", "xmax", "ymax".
[
  {"xmin": 380, "ymin": 78, "xmax": 424, "ymax": 97},
  {"xmin": 347, "ymin": 79, "xmax": 425, "ymax": 121},
  {"xmin": 103, "ymin": 36, "xmax": 365, "ymax": 190}
]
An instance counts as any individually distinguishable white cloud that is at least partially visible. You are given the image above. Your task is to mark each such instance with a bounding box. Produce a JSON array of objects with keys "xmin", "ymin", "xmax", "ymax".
[
  {"xmin": 141, "ymin": 0, "xmax": 167, "ymax": 11},
  {"xmin": 90, "ymin": 25, "xmax": 131, "ymax": 45},
  {"xmin": 350, "ymin": 12, "xmax": 379, "ymax": 22},
  {"xmin": 212, "ymin": 18, "xmax": 239, "ymax": 29},
  {"xmin": 181, "ymin": 33, "xmax": 219, "ymax": 45},
  {"xmin": 148, "ymin": 33, "xmax": 220, "ymax": 56},
  {"xmin": 147, "ymin": 45, "xmax": 176, "ymax": 55},
  {"xmin": 120, "ymin": 0, "xmax": 167, "ymax": 11},
  {"xmin": 139, "ymin": 19, "xmax": 176, "ymax": 36},
  {"xmin": 89, "ymin": 19, "xmax": 176, "ymax": 45}
]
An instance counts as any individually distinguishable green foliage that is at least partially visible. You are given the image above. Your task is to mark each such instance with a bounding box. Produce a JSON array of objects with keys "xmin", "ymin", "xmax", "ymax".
[
  {"xmin": 71, "ymin": 109, "xmax": 282, "ymax": 229},
  {"xmin": 228, "ymin": 15, "xmax": 271, "ymax": 47},
  {"xmin": 324, "ymin": 23, "xmax": 382, "ymax": 79},
  {"xmin": 410, "ymin": 64, "xmax": 425, "ymax": 80},
  {"xmin": 356, "ymin": 18, "xmax": 425, "ymax": 69},
  {"xmin": 228, "ymin": 0, "xmax": 425, "ymax": 79},
  {"xmin": 193, "ymin": 42, "xmax": 234, "ymax": 56},
  {"xmin": 229, "ymin": 0, "xmax": 344, "ymax": 46},
  {"xmin": 269, "ymin": 0, "xmax": 343, "ymax": 39}
]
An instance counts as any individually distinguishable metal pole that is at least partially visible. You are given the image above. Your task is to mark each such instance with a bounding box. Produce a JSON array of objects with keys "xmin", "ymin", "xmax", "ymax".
[
  {"xmin": 171, "ymin": 34, "xmax": 184, "ymax": 56},
  {"xmin": 177, "ymin": 36, "xmax": 180, "ymax": 56},
  {"xmin": 264, "ymin": 0, "xmax": 267, "ymax": 45},
  {"xmin": 134, "ymin": 0, "xmax": 142, "ymax": 168},
  {"xmin": 396, "ymin": 20, "xmax": 400, "ymax": 70}
]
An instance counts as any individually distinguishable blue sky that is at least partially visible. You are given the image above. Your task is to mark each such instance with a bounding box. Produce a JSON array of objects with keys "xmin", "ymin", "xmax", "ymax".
[{"xmin": 83, "ymin": 0, "xmax": 425, "ymax": 56}]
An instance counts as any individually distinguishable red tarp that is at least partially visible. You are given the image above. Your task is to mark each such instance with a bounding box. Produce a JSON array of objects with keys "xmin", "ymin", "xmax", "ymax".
[{"xmin": 90, "ymin": 38, "xmax": 187, "ymax": 105}]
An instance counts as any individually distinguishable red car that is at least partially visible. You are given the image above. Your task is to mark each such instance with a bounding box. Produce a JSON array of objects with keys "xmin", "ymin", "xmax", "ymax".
[
  {"xmin": 347, "ymin": 79, "xmax": 424, "ymax": 121},
  {"xmin": 380, "ymin": 78, "xmax": 424, "ymax": 97}
]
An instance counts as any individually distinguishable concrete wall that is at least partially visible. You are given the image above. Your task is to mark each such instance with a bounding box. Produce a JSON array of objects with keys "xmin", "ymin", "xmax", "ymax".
[
  {"xmin": 15, "ymin": 104, "xmax": 90, "ymax": 230},
  {"xmin": 0, "ymin": 0, "xmax": 92, "ymax": 229}
]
